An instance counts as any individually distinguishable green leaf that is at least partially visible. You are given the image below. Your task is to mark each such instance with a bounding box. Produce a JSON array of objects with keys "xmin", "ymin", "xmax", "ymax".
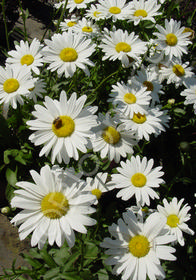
[
  {"xmin": 97, "ymin": 269, "xmax": 109, "ymax": 280},
  {"xmin": 43, "ymin": 267, "xmax": 60, "ymax": 279},
  {"xmin": 40, "ymin": 250, "xmax": 57, "ymax": 268},
  {"xmin": 84, "ymin": 241, "xmax": 99, "ymax": 259},
  {"xmin": 6, "ymin": 167, "xmax": 17, "ymax": 187},
  {"xmin": 62, "ymin": 251, "xmax": 80, "ymax": 272},
  {"xmin": 4, "ymin": 149, "xmax": 18, "ymax": 164},
  {"xmin": 60, "ymin": 272, "xmax": 83, "ymax": 280}
]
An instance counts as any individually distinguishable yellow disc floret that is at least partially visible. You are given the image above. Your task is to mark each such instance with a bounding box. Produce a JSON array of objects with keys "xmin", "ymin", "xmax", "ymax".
[
  {"xmin": 41, "ymin": 192, "xmax": 69, "ymax": 219},
  {"xmin": 3, "ymin": 78, "xmax": 20, "ymax": 93},
  {"xmin": 74, "ymin": 0, "xmax": 84, "ymax": 3},
  {"xmin": 132, "ymin": 112, "xmax": 146, "ymax": 124},
  {"xmin": 172, "ymin": 64, "xmax": 185, "ymax": 77},
  {"xmin": 52, "ymin": 116, "xmax": 75, "ymax": 137},
  {"xmin": 102, "ymin": 126, "xmax": 121, "ymax": 145},
  {"xmin": 131, "ymin": 173, "xmax": 147, "ymax": 187},
  {"xmin": 166, "ymin": 33, "xmax": 178, "ymax": 46},
  {"xmin": 91, "ymin": 189, "xmax": 102, "ymax": 200},
  {"xmin": 109, "ymin": 7, "xmax": 121, "ymax": 14},
  {"xmin": 129, "ymin": 235, "xmax": 150, "ymax": 258},
  {"xmin": 60, "ymin": 48, "xmax": 78, "ymax": 62},
  {"xmin": 124, "ymin": 93, "xmax": 136, "ymax": 104},
  {"xmin": 67, "ymin": 21, "xmax": 77, "ymax": 27},
  {"xmin": 167, "ymin": 214, "xmax": 179, "ymax": 228},
  {"xmin": 143, "ymin": 81, "xmax": 154, "ymax": 91},
  {"xmin": 82, "ymin": 26, "xmax": 93, "ymax": 33},
  {"xmin": 134, "ymin": 9, "xmax": 148, "ymax": 17},
  {"xmin": 20, "ymin": 54, "xmax": 34, "ymax": 66},
  {"xmin": 115, "ymin": 42, "xmax": 131, "ymax": 53}
]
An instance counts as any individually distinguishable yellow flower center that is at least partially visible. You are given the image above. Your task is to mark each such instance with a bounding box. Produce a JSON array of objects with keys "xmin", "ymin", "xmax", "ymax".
[
  {"xmin": 60, "ymin": 48, "xmax": 78, "ymax": 62},
  {"xmin": 143, "ymin": 81, "xmax": 154, "ymax": 91},
  {"xmin": 93, "ymin": 11, "xmax": 101, "ymax": 17},
  {"xmin": 172, "ymin": 64, "xmax": 185, "ymax": 77},
  {"xmin": 129, "ymin": 235, "xmax": 150, "ymax": 258},
  {"xmin": 102, "ymin": 126, "xmax": 121, "ymax": 145},
  {"xmin": 91, "ymin": 189, "xmax": 102, "ymax": 200},
  {"xmin": 41, "ymin": 192, "xmax": 69, "ymax": 219},
  {"xmin": 132, "ymin": 112, "xmax": 146, "ymax": 124},
  {"xmin": 131, "ymin": 173, "xmax": 147, "ymax": 187},
  {"xmin": 3, "ymin": 78, "xmax": 20, "ymax": 93},
  {"xmin": 167, "ymin": 214, "xmax": 179, "ymax": 228},
  {"xmin": 124, "ymin": 93, "xmax": 136, "ymax": 104},
  {"xmin": 52, "ymin": 116, "xmax": 75, "ymax": 137},
  {"xmin": 67, "ymin": 21, "xmax": 77, "ymax": 27},
  {"xmin": 82, "ymin": 26, "xmax": 93, "ymax": 33},
  {"xmin": 20, "ymin": 54, "xmax": 34, "ymax": 66},
  {"xmin": 134, "ymin": 9, "xmax": 148, "ymax": 17},
  {"xmin": 74, "ymin": 0, "xmax": 84, "ymax": 3},
  {"xmin": 166, "ymin": 33, "xmax": 178, "ymax": 46},
  {"xmin": 109, "ymin": 6, "xmax": 121, "ymax": 14},
  {"xmin": 29, "ymin": 87, "xmax": 35, "ymax": 91},
  {"xmin": 115, "ymin": 42, "xmax": 131, "ymax": 53}
]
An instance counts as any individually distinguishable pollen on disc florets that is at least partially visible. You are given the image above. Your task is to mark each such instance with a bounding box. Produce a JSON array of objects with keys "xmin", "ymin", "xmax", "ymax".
[
  {"xmin": 166, "ymin": 33, "xmax": 178, "ymax": 46},
  {"xmin": 134, "ymin": 9, "xmax": 148, "ymax": 17},
  {"xmin": 52, "ymin": 116, "xmax": 75, "ymax": 137},
  {"xmin": 102, "ymin": 126, "xmax": 121, "ymax": 145},
  {"xmin": 20, "ymin": 54, "xmax": 34, "ymax": 66},
  {"xmin": 172, "ymin": 64, "xmax": 185, "ymax": 77},
  {"xmin": 3, "ymin": 78, "xmax": 20, "ymax": 93},
  {"xmin": 129, "ymin": 235, "xmax": 150, "ymax": 258},
  {"xmin": 115, "ymin": 42, "xmax": 131, "ymax": 53},
  {"xmin": 167, "ymin": 214, "xmax": 179, "ymax": 228},
  {"xmin": 91, "ymin": 189, "xmax": 102, "ymax": 200},
  {"xmin": 41, "ymin": 192, "xmax": 69, "ymax": 219},
  {"xmin": 124, "ymin": 93, "xmax": 137, "ymax": 104},
  {"xmin": 109, "ymin": 6, "xmax": 121, "ymax": 14},
  {"xmin": 60, "ymin": 48, "xmax": 78, "ymax": 62},
  {"xmin": 132, "ymin": 112, "xmax": 147, "ymax": 124},
  {"xmin": 131, "ymin": 173, "xmax": 147, "ymax": 187}
]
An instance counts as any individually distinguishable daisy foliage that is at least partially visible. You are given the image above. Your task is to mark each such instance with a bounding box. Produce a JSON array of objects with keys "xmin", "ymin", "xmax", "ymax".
[{"xmin": 1, "ymin": 0, "xmax": 195, "ymax": 279}]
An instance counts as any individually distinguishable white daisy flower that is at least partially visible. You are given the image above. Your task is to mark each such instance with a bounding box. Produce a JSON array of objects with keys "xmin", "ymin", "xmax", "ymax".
[
  {"xmin": 157, "ymin": 197, "xmax": 195, "ymax": 246},
  {"xmin": 158, "ymin": 58, "xmax": 194, "ymax": 88},
  {"xmin": 99, "ymin": 29, "xmax": 147, "ymax": 67},
  {"xmin": 91, "ymin": 113, "xmax": 137, "ymax": 163},
  {"xmin": 181, "ymin": 81, "xmax": 196, "ymax": 111},
  {"xmin": 97, "ymin": 0, "xmax": 132, "ymax": 21},
  {"xmin": 59, "ymin": 15, "xmax": 79, "ymax": 32},
  {"xmin": 27, "ymin": 91, "xmax": 98, "ymax": 164},
  {"xmin": 6, "ymin": 38, "xmax": 44, "ymax": 75},
  {"xmin": 101, "ymin": 209, "xmax": 176, "ymax": 280},
  {"xmin": 153, "ymin": 18, "xmax": 192, "ymax": 60},
  {"xmin": 108, "ymin": 81, "xmax": 151, "ymax": 118},
  {"xmin": 129, "ymin": 66, "xmax": 163, "ymax": 104},
  {"xmin": 0, "ymin": 64, "xmax": 34, "ymax": 110},
  {"xmin": 27, "ymin": 78, "xmax": 46, "ymax": 103},
  {"xmin": 117, "ymin": 107, "xmax": 170, "ymax": 141},
  {"xmin": 42, "ymin": 31, "xmax": 96, "ymax": 78},
  {"xmin": 58, "ymin": 0, "xmax": 95, "ymax": 12},
  {"xmin": 72, "ymin": 18, "xmax": 100, "ymax": 37},
  {"xmin": 107, "ymin": 155, "xmax": 164, "ymax": 206},
  {"xmin": 11, "ymin": 165, "xmax": 96, "ymax": 249},
  {"xmin": 127, "ymin": 0, "xmax": 161, "ymax": 26},
  {"xmin": 85, "ymin": 4, "xmax": 106, "ymax": 21},
  {"xmin": 84, "ymin": 172, "xmax": 109, "ymax": 204}
]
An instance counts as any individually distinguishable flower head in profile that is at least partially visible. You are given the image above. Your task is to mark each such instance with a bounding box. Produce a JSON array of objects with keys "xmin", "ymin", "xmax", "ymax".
[
  {"xmin": 157, "ymin": 197, "xmax": 194, "ymax": 246},
  {"xmin": 27, "ymin": 78, "xmax": 46, "ymax": 103},
  {"xmin": 101, "ymin": 209, "xmax": 176, "ymax": 280},
  {"xmin": 6, "ymin": 39, "xmax": 44, "ymax": 75},
  {"xmin": 42, "ymin": 31, "xmax": 96, "ymax": 78},
  {"xmin": 11, "ymin": 165, "xmax": 96, "ymax": 249},
  {"xmin": 59, "ymin": 15, "xmax": 79, "ymax": 32},
  {"xmin": 107, "ymin": 155, "xmax": 164, "ymax": 206},
  {"xmin": 72, "ymin": 18, "xmax": 100, "ymax": 37},
  {"xmin": 99, "ymin": 29, "xmax": 147, "ymax": 67},
  {"xmin": 85, "ymin": 4, "xmax": 106, "ymax": 21},
  {"xmin": 127, "ymin": 0, "xmax": 161, "ymax": 25},
  {"xmin": 0, "ymin": 64, "xmax": 34, "ymax": 110},
  {"xmin": 153, "ymin": 19, "xmax": 192, "ymax": 59},
  {"xmin": 84, "ymin": 172, "xmax": 109, "ymax": 204},
  {"xmin": 108, "ymin": 81, "xmax": 151, "ymax": 118},
  {"xmin": 27, "ymin": 91, "xmax": 98, "ymax": 164},
  {"xmin": 91, "ymin": 113, "xmax": 137, "ymax": 163}
]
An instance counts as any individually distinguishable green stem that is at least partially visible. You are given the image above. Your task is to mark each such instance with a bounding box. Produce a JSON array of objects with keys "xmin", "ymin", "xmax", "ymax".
[
  {"xmin": 1, "ymin": 0, "xmax": 10, "ymax": 50},
  {"xmin": 56, "ymin": 0, "xmax": 68, "ymax": 33},
  {"xmin": 91, "ymin": 68, "xmax": 121, "ymax": 96},
  {"xmin": 18, "ymin": 0, "xmax": 28, "ymax": 41}
]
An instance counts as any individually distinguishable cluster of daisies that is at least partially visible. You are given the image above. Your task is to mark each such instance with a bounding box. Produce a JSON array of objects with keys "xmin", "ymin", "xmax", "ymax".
[{"xmin": 1, "ymin": 0, "xmax": 195, "ymax": 279}]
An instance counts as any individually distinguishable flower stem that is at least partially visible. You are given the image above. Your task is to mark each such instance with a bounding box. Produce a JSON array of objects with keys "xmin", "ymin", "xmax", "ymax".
[
  {"xmin": 1, "ymin": 0, "xmax": 10, "ymax": 50},
  {"xmin": 56, "ymin": 0, "xmax": 68, "ymax": 33}
]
